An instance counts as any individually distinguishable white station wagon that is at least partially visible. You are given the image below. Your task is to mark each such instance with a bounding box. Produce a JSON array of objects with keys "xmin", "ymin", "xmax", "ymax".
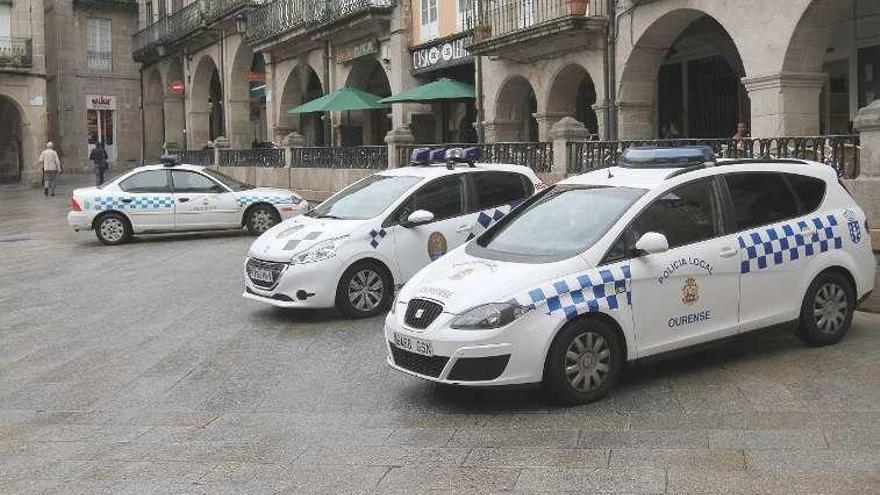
[{"xmin": 386, "ymin": 147, "xmax": 875, "ymax": 404}]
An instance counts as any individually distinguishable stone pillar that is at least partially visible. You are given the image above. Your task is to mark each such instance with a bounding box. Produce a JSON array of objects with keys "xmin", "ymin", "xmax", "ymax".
[
  {"xmin": 213, "ymin": 136, "xmax": 230, "ymax": 166},
  {"xmin": 226, "ymin": 98, "xmax": 251, "ymax": 148},
  {"xmin": 550, "ymin": 117, "xmax": 588, "ymax": 180},
  {"xmin": 283, "ymin": 131, "xmax": 305, "ymax": 167},
  {"xmin": 592, "ymin": 103, "xmax": 609, "ymax": 140},
  {"xmin": 264, "ymin": 52, "xmax": 278, "ymax": 146},
  {"xmin": 163, "ymin": 93, "xmax": 186, "ymax": 150},
  {"xmin": 534, "ymin": 112, "xmax": 570, "ymax": 143},
  {"xmin": 482, "ymin": 120, "xmax": 521, "ymax": 143},
  {"xmin": 616, "ymin": 101, "xmax": 653, "ymax": 140},
  {"xmin": 851, "ymin": 101, "xmax": 880, "ymax": 241},
  {"xmin": 386, "ymin": 125, "xmax": 415, "ymax": 169},
  {"xmin": 742, "ymin": 72, "xmax": 827, "ymax": 137}
]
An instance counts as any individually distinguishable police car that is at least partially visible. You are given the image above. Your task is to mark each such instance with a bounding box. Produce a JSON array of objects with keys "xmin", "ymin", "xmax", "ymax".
[
  {"xmin": 243, "ymin": 148, "xmax": 545, "ymax": 318},
  {"xmin": 68, "ymin": 156, "xmax": 308, "ymax": 245},
  {"xmin": 386, "ymin": 147, "xmax": 875, "ymax": 404}
]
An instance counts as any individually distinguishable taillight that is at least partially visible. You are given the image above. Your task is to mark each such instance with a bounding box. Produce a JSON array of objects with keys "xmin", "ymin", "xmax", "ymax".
[{"xmin": 71, "ymin": 197, "xmax": 81, "ymax": 212}]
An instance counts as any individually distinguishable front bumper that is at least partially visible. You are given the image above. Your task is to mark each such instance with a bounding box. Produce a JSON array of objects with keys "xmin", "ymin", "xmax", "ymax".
[
  {"xmin": 242, "ymin": 255, "xmax": 340, "ymax": 309},
  {"xmin": 68, "ymin": 211, "xmax": 93, "ymax": 231}
]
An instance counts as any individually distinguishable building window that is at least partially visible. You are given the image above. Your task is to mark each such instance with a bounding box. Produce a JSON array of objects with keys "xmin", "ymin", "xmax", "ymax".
[
  {"xmin": 87, "ymin": 18, "xmax": 112, "ymax": 72},
  {"xmin": 0, "ymin": 4, "xmax": 11, "ymax": 38},
  {"xmin": 421, "ymin": 0, "xmax": 438, "ymax": 41},
  {"xmin": 145, "ymin": 1, "xmax": 154, "ymax": 24}
]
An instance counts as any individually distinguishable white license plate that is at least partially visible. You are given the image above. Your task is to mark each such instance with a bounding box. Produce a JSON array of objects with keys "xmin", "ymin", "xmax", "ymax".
[
  {"xmin": 393, "ymin": 332, "xmax": 433, "ymax": 357},
  {"xmin": 248, "ymin": 268, "xmax": 275, "ymax": 283}
]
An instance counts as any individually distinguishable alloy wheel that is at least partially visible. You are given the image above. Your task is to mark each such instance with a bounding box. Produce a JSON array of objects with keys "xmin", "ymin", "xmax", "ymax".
[
  {"xmin": 251, "ymin": 209, "xmax": 273, "ymax": 233},
  {"xmin": 813, "ymin": 282, "xmax": 848, "ymax": 334},
  {"xmin": 100, "ymin": 218, "xmax": 125, "ymax": 243},
  {"xmin": 348, "ymin": 269, "xmax": 384, "ymax": 312},
  {"xmin": 564, "ymin": 332, "xmax": 612, "ymax": 392}
]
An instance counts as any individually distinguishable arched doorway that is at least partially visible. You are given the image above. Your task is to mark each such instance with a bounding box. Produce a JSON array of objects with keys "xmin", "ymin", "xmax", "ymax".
[
  {"xmin": 249, "ymin": 54, "xmax": 268, "ymax": 146},
  {"xmin": 279, "ymin": 63, "xmax": 325, "ymax": 146},
  {"xmin": 0, "ymin": 95, "xmax": 23, "ymax": 183},
  {"xmin": 547, "ymin": 64, "xmax": 599, "ymax": 137},
  {"xmin": 618, "ymin": 9, "xmax": 747, "ymax": 139},
  {"xmin": 344, "ymin": 59, "xmax": 392, "ymax": 146},
  {"xmin": 144, "ymin": 69, "xmax": 164, "ymax": 159},
  {"xmin": 494, "ymin": 76, "xmax": 538, "ymax": 142},
  {"xmin": 190, "ymin": 55, "xmax": 224, "ymax": 149}
]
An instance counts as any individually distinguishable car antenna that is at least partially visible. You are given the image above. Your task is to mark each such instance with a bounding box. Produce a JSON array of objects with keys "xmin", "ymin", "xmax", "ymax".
[{"xmin": 607, "ymin": 166, "xmax": 614, "ymax": 178}]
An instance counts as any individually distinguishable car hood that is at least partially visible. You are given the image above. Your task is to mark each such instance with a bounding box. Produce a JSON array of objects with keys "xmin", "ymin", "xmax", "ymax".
[
  {"xmin": 247, "ymin": 214, "xmax": 366, "ymax": 262},
  {"xmin": 401, "ymin": 246, "xmax": 590, "ymax": 314}
]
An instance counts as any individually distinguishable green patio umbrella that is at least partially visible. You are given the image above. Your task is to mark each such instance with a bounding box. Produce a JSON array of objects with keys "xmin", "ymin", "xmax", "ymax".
[
  {"xmin": 379, "ymin": 78, "xmax": 475, "ymax": 104},
  {"xmin": 288, "ymin": 87, "xmax": 390, "ymax": 114}
]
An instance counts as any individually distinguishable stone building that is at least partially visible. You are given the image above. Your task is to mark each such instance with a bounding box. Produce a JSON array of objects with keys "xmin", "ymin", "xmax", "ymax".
[
  {"xmin": 0, "ymin": 0, "xmax": 48, "ymax": 185},
  {"xmin": 45, "ymin": 0, "xmax": 143, "ymax": 174}
]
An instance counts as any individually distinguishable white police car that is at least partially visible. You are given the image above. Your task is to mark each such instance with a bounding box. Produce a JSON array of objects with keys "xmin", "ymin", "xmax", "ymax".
[
  {"xmin": 68, "ymin": 157, "xmax": 308, "ymax": 245},
  {"xmin": 386, "ymin": 147, "xmax": 875, "ymax": 404},
  {"xmin": 243, "ymin": 148, "xmax": 545, "ymax": 318}
]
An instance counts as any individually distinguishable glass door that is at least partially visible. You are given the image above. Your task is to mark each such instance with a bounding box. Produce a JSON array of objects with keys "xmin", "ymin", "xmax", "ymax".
[{"xmin": 87, "ymin": 109, "xmax": 117, "ymax": 163}]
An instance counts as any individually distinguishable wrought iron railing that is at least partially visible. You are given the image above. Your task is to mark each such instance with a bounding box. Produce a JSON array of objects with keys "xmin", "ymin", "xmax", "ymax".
[
  {"xmin": 165, "ymin": 1, "xmax": 206, "ymax": 45},
  {"xmin": 470, "ymin": 0, "xmax": 605, "ymax": 40},
  {"xmin": 133, "ymin": 18, "xmax": 167, "ymax": 54},
  {"xmin": 0, "ymin": 37, "xmax": 33, "ymax": 68},
  {"xmin": 203, "ymin": 0, "xmax": 251, "ymax": 22},
  {"xmin": 304, "ymin": 0, "xmax": 395, "ymax": 27},
  {"xmin": 246, "ymin": 0, "xmax": 305, "ymax": 43},
  {"xmin": 73, "ymin": 0, "xmax": 138, "ymax": 6},
  {"xmin": 219, "ymin": 148, "xmax": 285, "ymax": 167},
  {"xmin": 291, "ymin": 146, "xmax": 387, "ymax": 169},
  {"xmin": 566, "ymin": 136, "xmax": 861, "ymax": 179},
  {"xmin": 397, "ymin": 142, "xmax": 553, "ymax": 173},
  {"xmin": 171, "ymin": 149, "xmax": 216, "ymax": 166}
]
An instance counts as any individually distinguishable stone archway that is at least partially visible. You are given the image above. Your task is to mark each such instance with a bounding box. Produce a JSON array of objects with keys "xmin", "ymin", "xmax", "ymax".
[
  {"xmin": 344, "ymin": 59, "xmax": 392, "ymax": 146},
  {"xmin": 546, "ymin": 64, "xmax": 599, "ymax": 137},
  {"xmin": 190, "ymin": 55, "xmax": 224, "ymax": 149},
  {"xmin": 0, "ymin": 95, "xmax": 23, "ymax": 183},
  {"xmin": 490, "ymin": 75, "xmax": 538, "ymax": 142},
  {"xmin": 164, "ymin": 59, "xmax": 186, "ymax": 150},
  {"xmin": 279, "ymin": 63, "xmax": 325, "ymax": 146},
  {"xmin": 227, "ymin": 42, "xmax": 260, "ymax": 148},
  {"xmin": 144, "ymin": 68, "xmax": 164, "ymax": 160}
]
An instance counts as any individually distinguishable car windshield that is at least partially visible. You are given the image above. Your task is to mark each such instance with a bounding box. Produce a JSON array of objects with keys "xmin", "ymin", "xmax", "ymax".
[
  {"xmin": 307, "ymin": 174, "xmax": 422, "ymax": 220},
  {"xmin": 201, "ymin": 169, "xmax": 254, "ymax": 192},
  {"xmin": 478, "ymin": 185, "xmax": 646, "ymax": 258}
]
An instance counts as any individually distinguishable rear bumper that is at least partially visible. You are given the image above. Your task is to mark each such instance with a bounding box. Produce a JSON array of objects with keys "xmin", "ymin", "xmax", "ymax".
[{"xmin": 68, "ymin": 212, "xmax": 92, "ymax": 231}]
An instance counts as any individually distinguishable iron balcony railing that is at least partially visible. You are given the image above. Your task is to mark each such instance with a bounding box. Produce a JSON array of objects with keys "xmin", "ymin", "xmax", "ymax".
[
  {"xmin": 470, "ymin": 0, "xmax": 606, "ymax": 40},
  {"xmin": 566, "ymin": 136, "xmax": 861, "ymax": 179},
  {"xmin": 0, "ymin": 37, "xmax": 33, "ymax": 68},
  {"xmin": 203, "ymin": 0, "xmax": 251, "ymax": 23},
  {"xmin": 246, "ymin": 0, "xmax": 305, "ymax": 43},
  {"xmin": 291, "ymin": 146, "xmax": 387, "ymax": 169},
  {"xmin": 304, "ymin": 0, "xmax": 395, "ymax": 27},
  {"xmin": 132, "ymin": 18, "xmax": 166, "ymax": 54},
  {"xmin": 397, "ymin": 142, "xmax": 554, "ymax": 174},
  {"xmin": 171, "ymin": 149, "xmax": 216, "ymax": 166},
  {"xmin": 132, "ymin": 1, "xmax": 205, "ymax": 55},
  {"xmin": 219, "ymin": 148, "xmax": 285, "ymax": 167},
  {"xmin": 73, "ymin": 0, "xmax": 137, "ymax": 6}
]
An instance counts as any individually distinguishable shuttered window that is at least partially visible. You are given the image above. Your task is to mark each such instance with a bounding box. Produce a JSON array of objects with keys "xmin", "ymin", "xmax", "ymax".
[
  {"xmin": 87, "ymin": 18, "xmax": 112, "ymax": 72},
  {"xmin": 420, "ymin": 0, "xmax": 438, "ymax": 41}
]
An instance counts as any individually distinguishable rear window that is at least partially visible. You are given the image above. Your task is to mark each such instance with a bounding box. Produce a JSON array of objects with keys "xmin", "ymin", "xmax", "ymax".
[
  {"xmin": 724, "ymin": 173, "xmax": 799, "ymax": 231},
  {"xmin": 472, "ymin": 172, "xmax": 531, "ymax": 211},
  {"xmin": 785, "ymin": 173, "xmax": 826, "ymax": 214}
]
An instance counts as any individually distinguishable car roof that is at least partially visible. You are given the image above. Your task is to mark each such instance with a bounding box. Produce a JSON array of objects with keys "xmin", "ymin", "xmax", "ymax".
[
  {"xmin": 134, "ymin": 163, "xmax": 206, "ymax": 173},
  {"xmin": 377, "ymin": 163, "xmax": 537, "ymax": 179}
]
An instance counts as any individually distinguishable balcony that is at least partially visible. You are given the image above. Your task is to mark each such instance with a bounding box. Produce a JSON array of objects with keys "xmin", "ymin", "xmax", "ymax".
[
  {"xmin": 468, "ymin": 0, "xmax": 606, "ymax": 62},
  {"xmin": 0, "ymin": 38, "xmax": 33, "ymax": 69},
  {"xmin": 246, "ymin": 0, "xmax": 305, "ymax": 45},
  {"xmin": 73, "ymin": 0, "xmax": 137, "ymax": 7},
  {"xmin": 132, "ymin": 1, "xmax": 210, "ymax": 63},
  {"xmin": 203, "ymin": 0, "xmax": 252, "ymax": 24},
  {"xmin": 304, "ymin": 0, "xmax": 395, "ymax": 40}
]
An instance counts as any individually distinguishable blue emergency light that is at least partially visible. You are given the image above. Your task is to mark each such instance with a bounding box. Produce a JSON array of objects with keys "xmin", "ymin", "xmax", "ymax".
[
  {"xmin": 410, "ymin": 147, "xmax": 431, "ymax": 164},
  {"xmin": 160, "ymin": 154, "xmax": 180, "ymax": 167},
  {"xmin": 429, "ymin": 149, "xmax": 447, "ymax": 162}
]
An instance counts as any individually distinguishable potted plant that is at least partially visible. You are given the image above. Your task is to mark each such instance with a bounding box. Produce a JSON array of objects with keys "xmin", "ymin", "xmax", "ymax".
[{"xmin": 570, "ymin": 0, "xmax": 588, "ymax": 16}]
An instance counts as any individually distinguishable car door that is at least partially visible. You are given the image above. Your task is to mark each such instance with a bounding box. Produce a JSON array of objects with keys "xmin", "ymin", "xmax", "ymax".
[
  {"xmin": 467, "ymin": 171, "xmax": 533, "ymax": 239},
  {"xmin": 389, "ymin": 174, "xmax": 472, "ymax": 281},
  {"xmin": 606, "ymin": 177, "xmax": 742, "ymax": 357},
  {"xmin": 170, "ymin": 170, "xmax": 241, "ymax": 230},
  {"xmin": 113, "ymin": 169, "xmax": 174, "ymax": 232}
]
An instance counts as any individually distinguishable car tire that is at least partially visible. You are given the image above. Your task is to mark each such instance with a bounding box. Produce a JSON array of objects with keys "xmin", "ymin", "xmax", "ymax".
[
  {"xmin": 796, "ymin": 271, "xmax": 855, "ymax": 347},
  {"xmin": 336, "ymin": 260, "xmax": 393, "ymax": 319},
  {"xmin": 543, "ymin": 318, "xmax": 624, "ymax": 405},
  {"xmin": 94, "ymin": 212, "xmax": 132, "ymax": 246},
  {"xmin": 246, "ymin": 205, "xmax": 280, "ymax": 236}
]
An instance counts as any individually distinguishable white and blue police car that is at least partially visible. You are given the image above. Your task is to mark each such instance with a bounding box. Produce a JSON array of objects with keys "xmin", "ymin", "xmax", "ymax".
[
  {"xmin": 386, "ymin": 147, "xmax": 875, "ymax": 404},
  {"xmin": 243, "ymin": 148, "xmax": 546, "ymax": 318},
  {"xmin": 68, "ymin": 156, "xmax": 308, "ymax": 245}
]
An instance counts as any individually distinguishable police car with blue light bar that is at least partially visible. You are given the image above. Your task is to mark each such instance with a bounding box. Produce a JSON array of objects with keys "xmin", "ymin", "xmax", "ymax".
[
  {"xmin": 243, "ymin": 147, "xmax": 546, "ymax": 318},
  {"xmin": 386, "ymin": 146, "xmax": 875, "ymax": 404},
  {"xmin": 67, "ymin": 156, "xmax": 309, "ymax": 245}
]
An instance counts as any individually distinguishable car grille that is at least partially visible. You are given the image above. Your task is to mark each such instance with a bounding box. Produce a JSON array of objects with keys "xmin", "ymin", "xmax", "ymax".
[
  {"xmin": 404, "ymin": 298, "xmax": 444, "ymax": 329},
  {"xmin": 389, "ymin": 343, "xmax": 449, "ymax": 378},
  {"xmin": 246, "ymin": 257, "xmax": 286, "ymax": 289}
]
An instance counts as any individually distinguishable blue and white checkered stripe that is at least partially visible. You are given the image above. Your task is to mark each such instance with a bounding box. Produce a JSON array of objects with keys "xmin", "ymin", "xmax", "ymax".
[
  {"xmin": 369, "ymin": 228, "xmax": 387, "ymax": 249},
  {"xmin": 93, "ymin": 196, "xmax": 173, "ymax": 210},
  {"xmin": 235, "ymin": 194, "xmax": 296, "ymax": 208},
  {"xmin": 738, "ymin": 214, "xmax": 842, "ymax": 274},
  {"xmin": 508, "ymin": 265, "xmax": 632, "ymax": 320},
  {"xmin": 467, "ymin": 199, "xmax": 525, "ymax": 241}
]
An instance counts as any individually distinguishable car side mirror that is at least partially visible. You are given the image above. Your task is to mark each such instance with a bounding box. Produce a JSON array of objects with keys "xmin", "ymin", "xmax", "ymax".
[
  {"xmin": 634, "ymin": 232, "xmax": 669, "ymax": 255},
  {"xmin": 404, "ymin": 210, "xmax": 434, "ymax": 228}
]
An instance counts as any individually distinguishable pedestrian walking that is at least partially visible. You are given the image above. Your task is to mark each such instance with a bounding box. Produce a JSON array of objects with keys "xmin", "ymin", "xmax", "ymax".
[
  {"xmin": 38, "ymin": 141, "xmax": 62, "ymax": 197},
  {"xmin": 89, "ymin": 142, "xmax": 109, "ymax": 186}
]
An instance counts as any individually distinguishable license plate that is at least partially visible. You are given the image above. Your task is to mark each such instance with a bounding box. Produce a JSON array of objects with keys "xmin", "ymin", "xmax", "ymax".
[
  {"xmin": 248, "ymin": 267, "xmax": 275, "ymax": 283},
  {"xmin": 393, "ymin": 332, "xmax": 433, "ymax": 357}
]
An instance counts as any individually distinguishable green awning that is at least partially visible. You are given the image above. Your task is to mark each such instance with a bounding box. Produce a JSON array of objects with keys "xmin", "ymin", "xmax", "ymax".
[
  {"xmin": 288, "ymin": 87, "xmax": 390, "ymax": 113},
  {"xmin": 379, "ymin": 78, "xmax": 475, "ymax": 104}
]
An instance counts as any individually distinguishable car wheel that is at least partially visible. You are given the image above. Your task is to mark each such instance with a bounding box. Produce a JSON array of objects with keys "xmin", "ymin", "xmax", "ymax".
[
  {"xmin": 796, "ymin": 271, "xmax": 855, "ymax": 347},
  {"xmin": 95, "ymin": 213, "xmax": 131, "ymax": 246},
  {"xmin": 336, "ymin": 260, "xmax": 393, "ymax": 319},
  {"xmin": 543, "ymin": 318, "xmax": 624, "ymax": 405},
  {"xmin": 246, "ymin": 205, "xmax": 280, "ymax": 236}
]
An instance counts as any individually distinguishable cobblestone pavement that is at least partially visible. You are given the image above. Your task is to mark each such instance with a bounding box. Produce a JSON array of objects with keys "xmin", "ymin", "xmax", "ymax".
[{"xmin": 1, "ymin": 175, "xmax": 879, "ymax": 495}]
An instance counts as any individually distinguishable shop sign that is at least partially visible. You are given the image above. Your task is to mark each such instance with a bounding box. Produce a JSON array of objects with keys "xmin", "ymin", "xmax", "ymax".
[
  {"xmin": 412, "ymin": 33, "xmax": 473, "ymax": 74},
  {"xmin": 336, "ymin": 39, "xmax": 379, "ymax": 64},
  {"xmin": 87, "ymin": 95, "xmax": 117, "ymax": 111},
  {"xmin": 169, "ymin": 80, "xmax": 185, "ymax": 94}
]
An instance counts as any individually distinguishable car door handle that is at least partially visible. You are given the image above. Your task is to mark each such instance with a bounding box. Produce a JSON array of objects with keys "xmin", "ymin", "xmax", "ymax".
[
  {"xmin": 719, "ymin": 247, "xmax": 739, "ymax": 258},
  {"xmin": 456, "ymin": 225, "xmax": 471, "ymax": 233},
  {"xmin": 120, "ymin": 198, "xmax": 133, "ymax": 204},
  {"xmin": 178, "ymin": 198, "xmax": 190, "ymax": 203}
]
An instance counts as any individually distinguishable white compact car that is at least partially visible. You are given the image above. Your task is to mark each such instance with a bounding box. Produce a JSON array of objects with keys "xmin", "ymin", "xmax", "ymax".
[
  {"xmin": 243, "ymin": 148, "xmax": 545, "ymax": 318},
  {"xmin": 386, "ymin": 147, "xmax": 875, "ymax": 404},
  {"xmin": 68, "ymin": 157, "xmax": 308, "ymax": 245}
]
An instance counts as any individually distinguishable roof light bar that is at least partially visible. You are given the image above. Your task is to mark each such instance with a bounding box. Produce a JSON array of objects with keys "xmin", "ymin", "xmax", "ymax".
[
  {"xmin": 410, "ymin": 147, "xmax": 431, "ymax": 164},
  {"xmin": 159, "ymin": 154, "xmax": 180, "ymax": 167},
  {"xmin": 429, "ymin": 149, "xmax": 447, "ymax": 162}
]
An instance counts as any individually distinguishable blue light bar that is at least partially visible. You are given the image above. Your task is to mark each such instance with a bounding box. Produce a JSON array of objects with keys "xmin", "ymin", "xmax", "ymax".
[
  {"xmin": 446, "ymin": 147, "xmax": 481, "ymax": 162},
  {"xmin": 462, "ymin": 147, "xmax": 481, "ymax": 161},
  {"xmin": 429, "ymin": 149, "xmax": 447, "ymax": 162},
  {"xmin": 411, "ymin": 147, "xmax": 431, "ymax": 163}
]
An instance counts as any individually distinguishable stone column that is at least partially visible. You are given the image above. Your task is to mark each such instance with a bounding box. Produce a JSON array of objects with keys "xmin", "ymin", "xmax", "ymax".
[
  {"xmin": 616, "ymin": 101, "xmax": 653, "ymax": 140},
  {"xmin": 550, "ymin": 117, "xmax": 588, "ymax": 181},
  {"xmin": 226, "ymin": 98, "xmax": 251, "ymax": 149},
  {"xmin": 592, "ymin": 103, "xmax": 609, "ymax": 140},
  {"xmin": 742, "ymin": 72, "xmax": 827, "ymax": 137},
  {"xmin": 283, "ymin": 131, "xmax": 305, "ymax": 190},
  {"xmin": 163, "ymin": 93, "xmax": 186, "ymax": 150},
  {"xmin": 213, "ymin": 136, "xmax": 230, "ymax": 166},
  {"xmin": 385, "ymin": 125, "xmax": 415, "ymax": 168},
  {"xmin": 482, "ymin": 120, "xmax": 522, "ymax": 143},
  {"xmin": 534, "ymin": 112, "xmax": 570, "ymax": 143},
  {"xmin": 851, "ymin": 101, "xmax": 880, "ymax": 241}
]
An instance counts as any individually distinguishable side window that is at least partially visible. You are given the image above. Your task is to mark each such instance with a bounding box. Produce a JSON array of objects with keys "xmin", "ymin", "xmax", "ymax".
[
  {"xmin": 472, "ymin": 172, "xmax": 530, "ymax": 211},
  {"xmin": 171, "ymin": 171, "xmax": 223, "ymax": 193},
  {"xmin": 119, "ymin": 170, "xmax": 171, "ymax": 193},
  {"xmin": 785, "ymin": 173, "xmax": 826, "ymax": 214},
  {"xmin": 393, "ymin": 176, "xmax": 465, "ymax": 224},
  {"xmin": 725, "ymin": 173, "xmax": 800, "ymax": 231}
]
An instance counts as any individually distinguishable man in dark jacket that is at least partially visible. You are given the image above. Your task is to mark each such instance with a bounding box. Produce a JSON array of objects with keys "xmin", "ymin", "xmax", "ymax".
[{"xmin": 89, "ymin": 142, "xmax": 109, "ymax": 186}]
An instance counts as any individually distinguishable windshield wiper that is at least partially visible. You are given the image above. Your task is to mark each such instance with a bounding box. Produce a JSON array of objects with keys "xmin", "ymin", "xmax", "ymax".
[{"xmin": 312, "ymin": 213, "xmax": 344, "ymax": 220}]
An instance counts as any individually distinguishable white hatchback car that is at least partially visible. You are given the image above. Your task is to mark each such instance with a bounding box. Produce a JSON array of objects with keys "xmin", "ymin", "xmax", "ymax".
[
  {"xmin": 243, "ymin": 148, "xmax": 544, "ymax": 318},
  {"xmin": 386, "ymin": 147, "xmax": 875, "ymax": 404},
  {"xmin": 68, "ymin": 158, "xmax": 308, "ymax": 245}
]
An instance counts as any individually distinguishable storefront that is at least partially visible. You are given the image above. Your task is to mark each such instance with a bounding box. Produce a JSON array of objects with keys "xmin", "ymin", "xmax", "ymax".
[{"xmin": 87, "ymin": 94, "xmax": 117, "ymax": 163}]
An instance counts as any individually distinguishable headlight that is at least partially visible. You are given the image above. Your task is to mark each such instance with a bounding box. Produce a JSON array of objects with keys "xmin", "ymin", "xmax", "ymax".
[
  {"xmin": 450, "ymin": 303, "xmax": 528, "ymax": 330},
  {"xmin": 289, "ymin": 237, "xmax": 346, "ymax": 265},
  {"xmin": 390, "ymin": 291, "xmax": 401, "ymax": 314}
]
